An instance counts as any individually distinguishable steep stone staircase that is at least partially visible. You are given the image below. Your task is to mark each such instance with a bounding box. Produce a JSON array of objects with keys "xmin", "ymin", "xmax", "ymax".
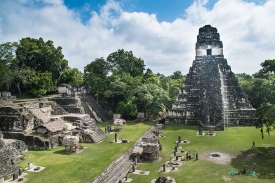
[
  {"xmin": 79, "ymin": 115, "xmax": 106, "ymax": 143},
  {"xmin": 80, "ymin": 94, "xmax": 111, "ymax": 122}
]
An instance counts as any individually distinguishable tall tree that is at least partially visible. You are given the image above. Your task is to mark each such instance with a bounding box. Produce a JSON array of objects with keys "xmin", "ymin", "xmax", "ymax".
[
  {"xmin": 107, "ymin": 49, "xmax": 145, "ymax": 77},
  {"xmin": 255, "ymin": 103, "xmax": 275, "ymax": 138},
  {"xmin": 134, "ymin": 83, "xmax": 169, "ymax": 118},
  {"xmin": 60, "ymin": 67, "xmax": 83, "ymax": 87},
  {"xmin": 16, "ymin": 37, "xmax": 68, "ymax": 85},
  {"xmin": 84, "ymin": 58, "xmax": 110, "ymax": 102},
  {"xmin": 253, "ymin": 59, "xmax": 275, "ymax": 78},
  {"xmin": 110, "ymin": 72, "xmax": 142, "ymax": 102}
]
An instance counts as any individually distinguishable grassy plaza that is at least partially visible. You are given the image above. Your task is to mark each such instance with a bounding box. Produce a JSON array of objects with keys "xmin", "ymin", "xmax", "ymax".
[{"xmin": 17, "ymin": 122, "xmax": 275, "ymax": 183}]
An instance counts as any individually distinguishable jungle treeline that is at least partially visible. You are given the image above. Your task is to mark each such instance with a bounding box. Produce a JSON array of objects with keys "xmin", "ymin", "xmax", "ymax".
[{"xmin": 1, "ymin": 37, "xmax": 274, "ymax": 133}]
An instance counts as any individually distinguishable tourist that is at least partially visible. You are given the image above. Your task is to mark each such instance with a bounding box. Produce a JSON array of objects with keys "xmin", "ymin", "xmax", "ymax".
[{"xmin": 252, "ymin": 141, "xmax": 255, "ymax": 148}]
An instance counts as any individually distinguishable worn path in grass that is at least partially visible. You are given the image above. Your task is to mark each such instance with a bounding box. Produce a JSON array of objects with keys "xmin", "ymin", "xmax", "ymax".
[
  {"xmin": 17, "ymin": 121, "xmax": 154, "ymax": 183},
  {"xmin": 127, "ymin": 125, "xmax": 275, "ymax": 183}
]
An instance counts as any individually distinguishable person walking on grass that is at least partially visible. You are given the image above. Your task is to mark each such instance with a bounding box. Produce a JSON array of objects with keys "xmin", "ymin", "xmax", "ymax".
[{"xmin": 252, "ymin": 141, "xmax": 255, "ymax": 148}]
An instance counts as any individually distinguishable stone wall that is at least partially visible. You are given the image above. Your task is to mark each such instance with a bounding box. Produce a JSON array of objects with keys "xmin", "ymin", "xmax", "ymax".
[
  {"xmin": 49, "ymin": 97, "xmax": 84, "ymax": 114},
  {"xmin": 0, "ymin": 107, "xmax": 24, "ymax": 131},
  {"xmin": 2, "ymin": 132, "xmax": 64, "ymax": 150},
  {"xmin": 0, "ymin": 138, "xmax": 27, "ymax": 165}
]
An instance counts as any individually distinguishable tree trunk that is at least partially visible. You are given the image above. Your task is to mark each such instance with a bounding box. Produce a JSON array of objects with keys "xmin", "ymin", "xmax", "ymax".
[{"xmin": 14, "ymin": 82, "xmax": 21, "ymax": 95}]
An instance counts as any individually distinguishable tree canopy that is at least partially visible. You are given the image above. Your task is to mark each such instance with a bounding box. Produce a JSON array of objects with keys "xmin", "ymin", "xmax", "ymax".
[
  {"xmin": 237, "ymin": 59, "xmax": 275, "ymax": 138},
  {"xmin": 0, "ymin": 37, "xmax": 83, "ymax": 95},
  {"xmin": 83, "ymin": 49, "xmax": 185, "ymax": 119}
]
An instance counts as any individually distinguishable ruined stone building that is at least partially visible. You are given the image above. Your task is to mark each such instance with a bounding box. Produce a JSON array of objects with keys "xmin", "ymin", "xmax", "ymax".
[{"xmin": 166, "ymin": 25, "xmax": 256, "ymax": 130}]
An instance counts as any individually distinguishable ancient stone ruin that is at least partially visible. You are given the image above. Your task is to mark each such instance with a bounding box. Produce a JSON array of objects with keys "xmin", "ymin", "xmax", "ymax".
[
  {"xmin": 132, "ymin": 137, "xmax": 162, "ymax": 162},
  {"xmin": 0, "ymin": 131, "xmax": 27, "ymax": 165},
  {"xmin": 0, "ymin": 86, "xmax": 107, "ymax": 151},
  {"xmin": 166, "ymin": 25, "xmax": 256, "ymax": 130}
]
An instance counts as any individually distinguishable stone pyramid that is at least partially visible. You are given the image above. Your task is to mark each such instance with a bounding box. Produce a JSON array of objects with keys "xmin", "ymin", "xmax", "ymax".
[{"xmin": 166, "ymin": 25, "xmax": 256, "ymax": 130}]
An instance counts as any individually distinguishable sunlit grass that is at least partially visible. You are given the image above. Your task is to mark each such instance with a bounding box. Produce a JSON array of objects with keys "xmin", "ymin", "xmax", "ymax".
[
  {"xmin": 127, "ymin": 125, "xmax": 275, "ymax": 183},
  {"xmin": 16, "ymin": 124, "xmax": 275, "ymax": 183},
  {"xmin": 17, "ymin": 121, "xmax": 154, "ymax": 183}
]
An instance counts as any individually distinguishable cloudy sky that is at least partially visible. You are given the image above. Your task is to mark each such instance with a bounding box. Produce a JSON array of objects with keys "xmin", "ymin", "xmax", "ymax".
[{"xmin": 0, "ymin": 0, "xmax": 274, "ymax": 76}]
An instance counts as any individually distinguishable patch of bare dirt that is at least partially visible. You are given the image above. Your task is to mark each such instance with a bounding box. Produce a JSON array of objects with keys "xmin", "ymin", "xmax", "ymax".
[
  {"xmin": 222, "ymin": 176, "xmax": 231, "ymax": 181},
  {"xmin": 246, "ymin": 153, "xmax": 256, "ymax": 160},
  {"xmin": 201, "ymin": 152, "xmax": 233, "ymax": 164}
]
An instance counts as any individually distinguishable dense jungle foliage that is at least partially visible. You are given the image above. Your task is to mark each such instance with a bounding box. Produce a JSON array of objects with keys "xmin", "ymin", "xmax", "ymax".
[{"xmin": 236, "ymin": 59, "xmax": 275, "ymax": 138}]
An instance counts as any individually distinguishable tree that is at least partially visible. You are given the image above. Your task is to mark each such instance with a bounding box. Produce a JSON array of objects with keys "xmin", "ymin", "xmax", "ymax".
[
  {"xmin": 60, "ymin": 67, "xmax": 83, "ymax": 86},
  {"xmin": 116, "ymin": 101, "xmax": 137, "ymax": 119},
  {"xmin": 84, "ymin": 58, "xmax": 110, "ymax": 103},
  {"xmin": 134, "ymin": 83, "xmax": 169, "ymax": 118},
  {"xmin": 107, "ymin": 49, "xmax": 145, "ymax": 77},
  {"xmin": 253, "ymin": 59, "xmax": 275, "ymax": 78},
  {"xmin": 170, "ymin": 70, "xmax": 184, "ymax": 79},
  {"xmin": 110, "ymin": 72, "xmax": 142, "ymax": 102},
  {"xmin": 23, "ymin": 72, "xmax": 55, "ymax": 96},
  {"xmin": 255, "ymin": 103, "xmax": 275, "ymax": 138},
  {"xmin": 0, "ymin": 42, "xmax": 17, "ymax": 91},
  {"xmin": 16, "ymin": 37, "xmax": 68, "ymax": 86}
]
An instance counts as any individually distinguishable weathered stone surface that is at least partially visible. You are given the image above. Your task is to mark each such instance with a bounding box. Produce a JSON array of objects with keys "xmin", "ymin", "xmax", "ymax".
[
  {"xmin": 166, "ymin": 25, "xmax": 256, "ymax": 130},
  {"xmin": 49, "ymin": 97, "xmax": 84, "ymax": 114},
  {"xmin": 80, "ymin": 94, "xmax": 111, "ymax": 122},
  {"xmin": 33, "ymin": 136, "xmax": 45, "ymax": 150},
  {"xmin": 0, "ymin": 164, "xmax": 20, "ymax": 180},
  {"xmin": 0, "ymin": 137, "xmax": 27, "ymax": 165},
  {"xmin": 63, "ymin": 135, "xmax": 79, "ymax": 147},
  {"xmin": 49, "ymin": 135, "xmax": 59, "ymax": 148}
]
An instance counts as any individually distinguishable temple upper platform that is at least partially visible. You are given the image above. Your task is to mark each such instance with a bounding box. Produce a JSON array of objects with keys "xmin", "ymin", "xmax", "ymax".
[{"xmin": 196, "ymin": 25, "xmax": 223, "ymax": 56}]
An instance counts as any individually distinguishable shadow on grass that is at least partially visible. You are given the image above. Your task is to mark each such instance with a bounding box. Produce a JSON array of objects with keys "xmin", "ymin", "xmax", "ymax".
[
  {"xmin": 53, "ymin": 149, "xmax": 72, "ymax": 155},
  {"xmin": 124, "ymin": 121, "xmax": 156, "ymax": 126},
  {"xmin": 231, "ymin": 146, "xmax": 275, "ymax": 179},
  {"xmin": 164, "ymin": 125, "xmax": 200, "ymax": 132}
]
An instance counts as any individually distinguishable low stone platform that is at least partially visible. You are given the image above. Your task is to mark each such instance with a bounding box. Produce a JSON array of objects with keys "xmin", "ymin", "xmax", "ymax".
[
  {"xmin": 151, "ymin": 177, "xmax": 176, "ymax": 183},
  {"xmin": 196, "ymin": 132, "xmax": 205, "ymax": 136},
  {"xmin": 207, "ymin": 133, "xmax": 216, "ymax": 136},
  {"xmin": 122, "ymin": 177, "xmax": 133, "ymax": 182},
  {"xmin": 4, "ymin": 173, "xmax": 28, "ymax": 183},
  {"xmin": 166, "ymin": 161, "xmax": 183, "ymax": 167},
  {"xmin": 25, "ymin": 165, "xmax": 45, "ymax": 172},
  {"xmin": 131, "ymin": 170, "xmax": 150, "ymax": 175},
  {"xmin": 158, "ymin": 167, "xmax": 179, "ymax": 173},
  {"xmin": 176, "ymin": 140, "xmax": 190, "ymax": 144}
]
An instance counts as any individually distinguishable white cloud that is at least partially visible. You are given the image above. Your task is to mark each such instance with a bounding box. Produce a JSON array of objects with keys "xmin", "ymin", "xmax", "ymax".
[{"xmin": 0, "ymin": 0, "xmax": 274, "ymax": 76}]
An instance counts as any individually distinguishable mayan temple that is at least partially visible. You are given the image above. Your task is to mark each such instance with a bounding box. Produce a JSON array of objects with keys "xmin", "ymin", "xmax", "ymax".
[{"xmin": 166, "ymin": 25, "xmax": 256, "ymax": 130}]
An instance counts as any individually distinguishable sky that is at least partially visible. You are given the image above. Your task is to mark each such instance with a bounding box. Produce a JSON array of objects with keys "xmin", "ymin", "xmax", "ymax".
[{"xmin": 0, "ymin": 0, "xmax": 274, "ymax": 76}]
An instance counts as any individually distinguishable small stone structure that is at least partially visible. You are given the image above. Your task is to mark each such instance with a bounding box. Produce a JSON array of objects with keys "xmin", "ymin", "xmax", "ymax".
[
  {"xmin": 113, "ymin": 114, "xmax": 126, "ymax": 129},
  {"xmin": 154, "ymin": 124, "xmax": 163, "ymax": 136},
  {"xmin": 35, "ymin": 118, "xmax": 68, "ymax": 135},
  {"xmin": 0, "ymin": 91, "xmax": 17, "ymax": 107},
  {"xmin": 58, "ymin": 83, "xmax": 73, "ymax": 96},
  {"xmin": 132, "ymin": 137, "xmax": 162, "ymax": 162},
  {"xmin": 136, "ymin": 112, "xmax": 145, "ymax": 121},
  {"xmin": 166, "ymin": 25, "xmax": 256, "ymax": 130},
  {"xmin": 63, "ymin": 135, "xmax": 79, "ymax": 152}
]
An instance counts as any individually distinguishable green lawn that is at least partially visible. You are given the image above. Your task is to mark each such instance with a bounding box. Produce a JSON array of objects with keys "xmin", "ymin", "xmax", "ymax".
[
  {"xmin": 16, "ymin": 124, "xmax": 275, "ymax": 183},
  {"xmin": 16, "ymin": 121, "xmax": 154, "ymax": 183},
  {"xmin": 127, "ymin": 125, "xmax": 275, "ymax": 183}
]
